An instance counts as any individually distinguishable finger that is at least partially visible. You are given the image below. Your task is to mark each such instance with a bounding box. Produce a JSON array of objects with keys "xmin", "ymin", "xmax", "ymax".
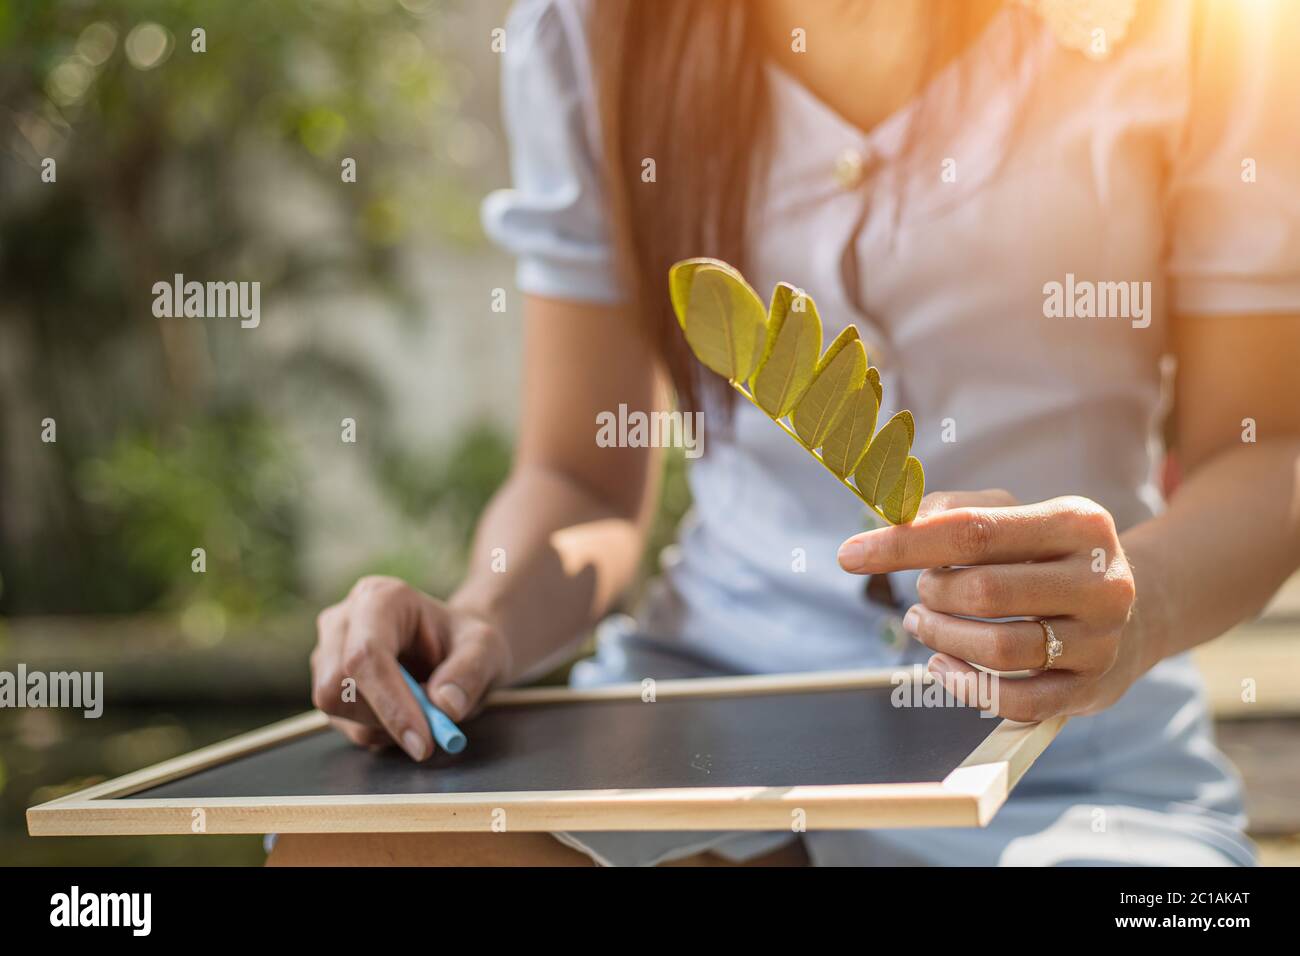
[
  {"xmin": 343, "ymin": 593, "xmax": 438, "ymax": 762},
  {"xmin": 425, "ymin": 616, "xmax": 507, "ymax": 721},
  {"xmin": 858, "ymin": 491, "xmax": 1020, "ymax": 608},
  {"xmin": 915, "ymin": 488, "xmax": 1018, "ymax": 519},
  {"xmin": 928, "ymin": 653, "xmax": 1087, "ymax": 723},
  {"xmin": 351, "ymin": 647, "xmax": 436, "ymax": 762},
  {"xmin": 916, "ymin": 557, "xmax": 1089, "ymax": 619},
  {"xmin": 839, "ymin": 496, "xmax": 1112, "ymax": 573},
  {"xmin": 311, "ymin": 605, "xmax": 386, "ymax": 729},
  {"xmin": 904, "ymin": 605, "xmax": 1094, "ymax": 673}
]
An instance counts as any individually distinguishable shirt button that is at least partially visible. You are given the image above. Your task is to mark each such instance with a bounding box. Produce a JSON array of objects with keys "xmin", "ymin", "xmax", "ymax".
[{"xmin": 834, "ymin": 147, "xmax": 871, "ymax": 189}]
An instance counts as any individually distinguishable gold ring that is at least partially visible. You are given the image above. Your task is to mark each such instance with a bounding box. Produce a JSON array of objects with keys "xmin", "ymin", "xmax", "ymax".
[{"xmin": 1039, "ymin": 619, "xmax": 1063, "ymax": 669}]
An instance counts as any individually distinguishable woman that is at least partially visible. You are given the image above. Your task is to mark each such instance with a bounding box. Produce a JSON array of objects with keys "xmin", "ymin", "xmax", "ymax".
[{"xmin": 271, "ymin": 0, "xmax": 1300, "ymax": 865}]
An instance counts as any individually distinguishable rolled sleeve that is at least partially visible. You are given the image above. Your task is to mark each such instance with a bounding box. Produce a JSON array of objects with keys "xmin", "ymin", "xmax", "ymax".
[
  {"xmin": 1166, "ymin": 0, "xmax": 1300, "ymax": 316},
  {"xmin": 480, "ymin": 0, "xmax": 623, "ymax": 304}
]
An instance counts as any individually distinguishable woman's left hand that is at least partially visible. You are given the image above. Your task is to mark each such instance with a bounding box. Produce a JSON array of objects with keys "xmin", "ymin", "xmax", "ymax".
[{"xmin": 837, "ymin": 490, "xmax": 1147, "ymax": 723}]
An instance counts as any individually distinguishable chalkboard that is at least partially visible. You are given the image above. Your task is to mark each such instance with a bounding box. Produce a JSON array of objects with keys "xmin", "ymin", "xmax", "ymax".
[
  {"xmin": 28, "ymin": 669, "xmax": 1066, "ymax": 835},
  {"xmin": 132, "ymin": 687, "xmax": 993, "ymax": 799}
]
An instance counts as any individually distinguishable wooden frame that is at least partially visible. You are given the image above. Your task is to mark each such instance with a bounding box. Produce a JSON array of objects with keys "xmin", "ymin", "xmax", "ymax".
[{"xmin": 27, "ymin": 668, "xmax": 1066, "ymax": 836}]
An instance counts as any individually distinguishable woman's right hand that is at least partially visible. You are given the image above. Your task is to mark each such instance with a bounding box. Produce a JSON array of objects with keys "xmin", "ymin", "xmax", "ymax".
[{"xmin": 310, "ymin": 575, "xmax": 512, "ymax": 761}]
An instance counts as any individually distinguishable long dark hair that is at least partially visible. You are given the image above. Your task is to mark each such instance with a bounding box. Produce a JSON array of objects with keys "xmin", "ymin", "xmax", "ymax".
[{"xmin": 589, "ymin": 1, "xmax": 768, "ymax": 414}]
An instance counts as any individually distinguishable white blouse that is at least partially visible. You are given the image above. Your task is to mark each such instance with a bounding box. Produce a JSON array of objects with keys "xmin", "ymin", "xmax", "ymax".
[{"xmin": 481, "ymin": 0, "xmax": 1300, "ymax": 683}]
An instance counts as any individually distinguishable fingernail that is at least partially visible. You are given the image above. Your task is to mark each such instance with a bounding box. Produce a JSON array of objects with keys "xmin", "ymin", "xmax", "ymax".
[
  {"xmin": 927, "ymin": 655, "xmax": 951, "ymax": 678},
  {"xmin": 837, "ymin": 539, "xmax": 864, "ymax": 571},
  {"xmin": 401, "ymin": 730, "xmax": 428, "ymax": 761},
  {"xmin": 902, "ymin": 605, "xmax": 920, "ymax": 633},
  {"xmin": 434, "ymin": 683, "xmax": 468, "ymax": 720}
]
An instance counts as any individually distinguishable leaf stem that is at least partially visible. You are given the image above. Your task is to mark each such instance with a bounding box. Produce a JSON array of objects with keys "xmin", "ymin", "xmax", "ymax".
[{"xmin": 729, "ymin": 380, "xmax": 894, "ymax": 526}]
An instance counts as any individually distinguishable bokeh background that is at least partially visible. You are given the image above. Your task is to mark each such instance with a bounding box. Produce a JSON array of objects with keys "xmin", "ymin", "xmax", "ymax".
[
  {"xmin": 0, "ymin": 0, "xmax": 1295, "ymax": 866},
  {"xmin": 0, "ymin": 0, "xmax": 691, "ymax": 864}
]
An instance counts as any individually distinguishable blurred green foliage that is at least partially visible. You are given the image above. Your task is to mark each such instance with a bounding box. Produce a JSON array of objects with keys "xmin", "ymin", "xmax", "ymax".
[
  {"xmin": 645, "ymin": 446, "xmax": 692, "ymax": 581},
  {"xmin": 0, "ymin": 0, "xmax": 492, "ymax": 619},
  {"xmin": 358, "ymin": 422, "xmax": 515, "ymax": 598},
  {"xmin": 376, "ymin": 422, "xmax": 513, "ymax": 549},
  {"xmin": 77, "ymin": 405, "xmax": 301, "ymax": 617}
]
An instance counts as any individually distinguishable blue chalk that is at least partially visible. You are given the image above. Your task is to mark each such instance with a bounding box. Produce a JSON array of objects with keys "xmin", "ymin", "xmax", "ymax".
[{"xmin": 398, "ymin": 664, "xmax": 468, "ymax": 755}]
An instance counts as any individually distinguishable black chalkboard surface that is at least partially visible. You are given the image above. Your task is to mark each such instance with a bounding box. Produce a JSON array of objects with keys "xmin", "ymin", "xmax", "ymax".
[
  {"xmin": 28, "ymin": 670, "xmax": 1065, "ymax": 834},
  {"xmin": 131, "ymin": 687, "xmax": 994, "ymax": 800}
]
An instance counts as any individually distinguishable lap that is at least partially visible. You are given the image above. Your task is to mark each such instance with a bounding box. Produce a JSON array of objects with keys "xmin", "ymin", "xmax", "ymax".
[
  {"xmin": 554, "ymin": 796, "xmax": 1253, "ymax": 867},
  {"xmin": 805, "ymin": 799, "xmax": 1255, "ymax": 866}
]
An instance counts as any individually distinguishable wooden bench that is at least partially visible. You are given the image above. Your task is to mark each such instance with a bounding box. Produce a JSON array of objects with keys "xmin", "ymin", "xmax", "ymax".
[{"xmin": 1194, "ymin": 573, "xmax": 1300, "ymax": 863}]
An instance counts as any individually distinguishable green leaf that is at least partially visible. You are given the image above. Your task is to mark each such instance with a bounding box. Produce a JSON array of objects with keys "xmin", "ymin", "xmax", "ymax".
[
  {"xmin": 791, "ymin": 326, "xmax": 867, "ymax": 450},
  {"xmin": 671, "ymin": 262, "xmax": 767, "ymax": 383},
  {"xmin": 749, "ymin": 283, "xmax": 822, "ymax": 418},
  {"xmin": 881, "ymin": 455, "xmax": 925, "ymax": 524},
  {"xmin": 820, "ymin": 373, "xmax": 880, "ymax": 478},
  {"xmin": 667, "ymin": 257, "xmax": 926, "ymax": 526},
  {"xmin": 854, "ymin": 410, "xmax": 915, "ymax": 505},
  {"xmin": 669, "ymin": 258, "xmax": 753, "ymax": 331}
]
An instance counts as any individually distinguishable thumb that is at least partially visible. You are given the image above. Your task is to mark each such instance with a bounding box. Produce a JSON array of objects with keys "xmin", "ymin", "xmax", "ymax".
[{"xmin": 425, "ymin": 614, "xmax": 507, "ymax": 722}]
